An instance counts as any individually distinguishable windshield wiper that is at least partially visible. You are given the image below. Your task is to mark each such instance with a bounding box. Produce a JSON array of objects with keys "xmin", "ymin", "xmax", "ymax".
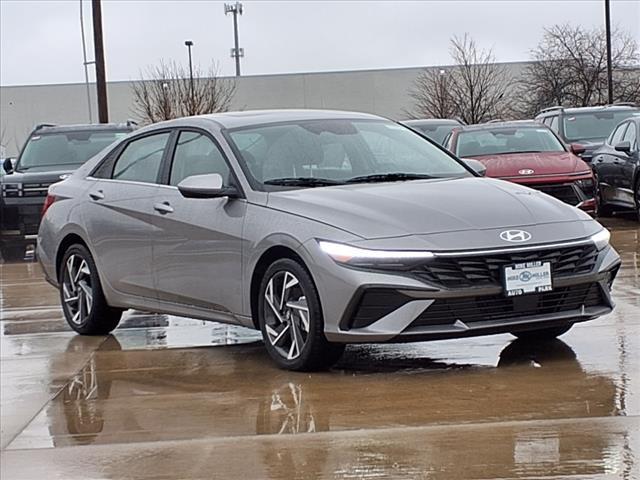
[
  {"xmin": 264, "ymin": 177, "xmax": 346, "ymax": 187},
  {"xmin": 346, "ymin": 172, "xmax": 434, "ymax": 183}
]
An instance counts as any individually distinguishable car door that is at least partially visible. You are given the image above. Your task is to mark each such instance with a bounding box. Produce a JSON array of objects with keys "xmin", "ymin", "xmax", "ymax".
[
  {"xmin": 152, "ymin": 129, "xmax": 246, "ymax": 319},
  {"xmin": 83, "ymin": 131, "xmax": 172, "ymax": 301},
  {"xmin": 594, "ymin": 122, "xmax": 627, "ymax": 203},
  {"xmin": 619, "ymin": 122, "xmax": 638, "ymax": 200}
]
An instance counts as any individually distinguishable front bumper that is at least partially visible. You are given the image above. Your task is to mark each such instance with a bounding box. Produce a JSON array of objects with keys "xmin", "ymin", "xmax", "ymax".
[
  {"xmin": 1, "ymin": 197, "xmax": 45, "ymax": 245},
  {"xmin": 309, "ymin": 241, "xmax": 620, "ymax": 343}
]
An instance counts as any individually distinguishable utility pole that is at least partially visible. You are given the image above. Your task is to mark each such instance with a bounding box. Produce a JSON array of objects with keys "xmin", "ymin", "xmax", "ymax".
[
  {"xmin": 604, "ymin": 0, "xmax": 614, "ymax": 104},
  {"xmin": 92, "ymin": 0, "xmax": 109, "ymax": 123},
  {"xmin": 224, "ymin": 2, "xmax": 244, "ymax": 76},
  {"xmin": 185, "ymin": 40, "xmax": 194, "ymax": 97},
  {"xmin": 79, "ymin": 0, "xmax": 94, "ymax": 123}
]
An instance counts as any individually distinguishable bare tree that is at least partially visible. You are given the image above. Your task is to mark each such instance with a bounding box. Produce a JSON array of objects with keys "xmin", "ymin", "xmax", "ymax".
[
  {"xmin": 131, "ymin": 61, "xmax": 236, "ymax": 124},
  {"xmin": 517, "ymin": 24, "xmax": 640, "ymax": 116},
  {"xmin": 407, "ymin": 35, "xmax": 514, "ymax": 124}
]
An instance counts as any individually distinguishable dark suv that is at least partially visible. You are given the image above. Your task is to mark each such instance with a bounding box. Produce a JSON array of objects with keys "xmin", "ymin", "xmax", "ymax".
[
  {"xmin": 535, "ymin": 104, "xmax": 639, "ymax": 162},
  {"xmin": 1, "ymin": 122, "xmax": 135, "ymax": 260}
]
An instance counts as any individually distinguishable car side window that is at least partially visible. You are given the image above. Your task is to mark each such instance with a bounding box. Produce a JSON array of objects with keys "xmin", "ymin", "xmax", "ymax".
[
  {"xmin": 622, "ymin": 123, "xmax": 637, "ymax": 150},
  {"xmin": 609, "ymin": 123, "xmax": 628, "ymax": 146},
  {"xmin": 549, "ymin": 116, "xmax": 559, "ymax": 132},
  {"xmin": 112, "ymin": 133, "xmax": 170, "ymax": 183},
  {"xmin": 169, "ymin": 131, "xmax": 230, "ymax": 186}
]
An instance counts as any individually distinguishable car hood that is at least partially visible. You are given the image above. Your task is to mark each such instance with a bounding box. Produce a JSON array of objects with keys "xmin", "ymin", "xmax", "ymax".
[
  {"xmin": 0, "ymin": 169, "xmax": 74, "ymax": 185},
  {"xmin": 466, "ymin": 152, "xmax": 589, "ymax": 178},
  {"xmin": 267, "ymin": 177, "xmax": 597, "ymax": 245}
]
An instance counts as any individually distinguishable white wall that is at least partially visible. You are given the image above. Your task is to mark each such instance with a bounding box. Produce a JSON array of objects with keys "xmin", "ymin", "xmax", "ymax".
[{"xmin": 0, "ymin": 62, "xmax": 528, "ymax": 157}]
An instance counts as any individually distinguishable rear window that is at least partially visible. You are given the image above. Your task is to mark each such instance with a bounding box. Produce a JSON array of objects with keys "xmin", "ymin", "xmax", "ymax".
[
  {"xmin": 456, "ymin": 127, "xmax": 565, "ymax": 157},
  {"xmin": 563, "ymin": 111, "xmax": 638, "ymax": 142},
  {"xmin": 17, "ymin": 130, "xmax": 129, "ymax": 171}
]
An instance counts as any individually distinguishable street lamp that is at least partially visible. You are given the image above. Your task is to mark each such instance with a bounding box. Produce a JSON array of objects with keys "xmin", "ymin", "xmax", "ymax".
[
  {"xmin": 184, "ymin": 40, "xmax": 194, "ymax": 97},
  {"xmin": 224, "ymin": 2, "xmax": 244, "ymax": 76}
]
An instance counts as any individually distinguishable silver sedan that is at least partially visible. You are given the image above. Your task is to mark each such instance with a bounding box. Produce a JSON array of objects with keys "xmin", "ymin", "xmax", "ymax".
[{"xmin": 37, "ymin": 110, "xmax": 621, "ymax": 370}]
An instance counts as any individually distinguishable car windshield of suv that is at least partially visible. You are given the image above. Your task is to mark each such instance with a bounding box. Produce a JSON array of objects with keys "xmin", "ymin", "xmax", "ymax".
[
  {"xmin": 408, "ymin": 124, "xmax": 459, "ymax": 145},
  {"xmin": 456, "ymin": 127, "xmax": 565, "ymax": 157},
  {"xmin": 563, "ymin": 111, "xmax": 637, "ymax": 142},
  {"xmin": 228, "ymin": 119, "xmax": 470, "ymax": 188},
  {"xmin": 16, "ymin": 130, "xmax": 129, "ymax": 171}
]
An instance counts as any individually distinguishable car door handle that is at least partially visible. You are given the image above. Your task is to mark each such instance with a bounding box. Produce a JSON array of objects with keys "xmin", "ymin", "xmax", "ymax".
[
  {"xmin": 153, "ymin": 202, "xmax": 174, "ymax": 214},
  {"xmin": 89, "ymin": 190, "xmax": 104, "ymax": 201}
]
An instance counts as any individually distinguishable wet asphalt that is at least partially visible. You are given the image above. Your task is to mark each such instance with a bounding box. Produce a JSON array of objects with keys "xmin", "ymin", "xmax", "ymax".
[{"xmin": 0, "ymin": 216, "xmax": 638, "ymax": 479}]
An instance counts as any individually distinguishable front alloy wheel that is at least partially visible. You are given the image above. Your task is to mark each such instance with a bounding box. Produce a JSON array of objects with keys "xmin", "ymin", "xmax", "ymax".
[
  {"xmin": 263, "ymin": 271, "xmax": 309, "ymax": 361},
  {"xmin": 258, "ymin": 258, "xmax": 345, "ymax": 371}
]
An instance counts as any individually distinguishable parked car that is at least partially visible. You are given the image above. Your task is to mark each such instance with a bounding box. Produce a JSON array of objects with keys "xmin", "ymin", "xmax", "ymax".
[
  {"xmin": 1, "ymin": 122, "xmax": 135, "ymax": 260},
  {"xmin": 534, "ymin": 104, "xmax": 639, "ymax": 162},
  {"xmin": 401, "ymin": 118, "xmax": 463, "ymax": 145},
  {"xmin": 37, "ymin": 110, "xmax": 620, "ymax": 371},
  {"xmin": 444, "ymin": 121, "xmax": 597, "ymax": 214},
  {"xmin": 591, "ymin": 116, "xmax": 640, "ymax": 219}
]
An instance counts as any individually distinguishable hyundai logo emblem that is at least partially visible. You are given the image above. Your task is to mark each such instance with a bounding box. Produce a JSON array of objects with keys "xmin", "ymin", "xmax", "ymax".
[
  {"xmin": 500, "ymin": 230, "xmax": 532, "ymax": 242},
  {"xmin": 518, "ymin": 169, "xmax": 535, "ymax": 175}
]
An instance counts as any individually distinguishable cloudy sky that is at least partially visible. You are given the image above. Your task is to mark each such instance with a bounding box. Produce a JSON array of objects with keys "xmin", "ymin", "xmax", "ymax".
[{"xmin": 1, "ymin": 0, "xmax": 638, "ymax": 86}]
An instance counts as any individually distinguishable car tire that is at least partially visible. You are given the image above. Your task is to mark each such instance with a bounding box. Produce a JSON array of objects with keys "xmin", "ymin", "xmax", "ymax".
[
  {"xmin": 258, "ymin": 258, "xmax": 345, "ymax": 371},
  {"xmin": 510, "ymin": 324, "xmax": 573, "ymax": 341},
  {"xmin": 59, "ymin": 244, "xmax": 122, "ymax": 335},
  {"xmin": 597, "ymin": 189, "xmax": 615, "ymax": 217}
]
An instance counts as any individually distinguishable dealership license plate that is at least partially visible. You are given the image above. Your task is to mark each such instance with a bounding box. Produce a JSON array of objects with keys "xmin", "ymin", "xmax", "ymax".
[{"xmin": 503, "ymin": 261, "xmax": 552, "ymax": 297}]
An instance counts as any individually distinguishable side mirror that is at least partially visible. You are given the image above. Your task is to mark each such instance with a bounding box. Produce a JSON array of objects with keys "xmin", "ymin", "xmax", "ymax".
[
  {"xmin": 177, "ymin": 173, "xmax": 239, "ymax": 199},
  {"xmin": 3, "ymin": 157, "xmax": 14, "ymax": 174},
  {"xmin": 570, "ymin": 143, "xmax": 586, "ymax": 155},
  {"xmin": 462, "ymin": 158, "xmax": 487, "ymax": 177},
  {"xmin": 614, "ymin": 141, "xmax": 631, "ymax": 154}
]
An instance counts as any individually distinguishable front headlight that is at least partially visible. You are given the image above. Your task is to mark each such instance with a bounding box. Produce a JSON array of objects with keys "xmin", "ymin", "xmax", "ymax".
[
  {"xmin": 318, "ymin": 240, "xmax": 434, "ymax": 269},
  {"xmin": 590, "ymin": 228, "xmax": 610, "ymax": 250}
]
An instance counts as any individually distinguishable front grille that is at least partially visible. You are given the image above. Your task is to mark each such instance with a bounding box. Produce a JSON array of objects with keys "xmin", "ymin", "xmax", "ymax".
[
  {"xmin": 411, "ymin": 283, "xmax": 604, "ymax": 328},
  {"xmin": 412, "ymin": 244, "xmax": 598, "ymax": 289},
  {"xmin": 22, "ymin": 182, "xmax": 53, "ymax": 197},
  {"xmin": 529, "ymin": 183, "xmax": 580, "ymax": 205}
]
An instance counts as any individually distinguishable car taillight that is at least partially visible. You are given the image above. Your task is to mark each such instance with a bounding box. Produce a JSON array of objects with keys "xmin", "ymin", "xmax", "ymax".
[{"xmin": 41, "ymin": 193, "xmax": 57, "ymax": 217}]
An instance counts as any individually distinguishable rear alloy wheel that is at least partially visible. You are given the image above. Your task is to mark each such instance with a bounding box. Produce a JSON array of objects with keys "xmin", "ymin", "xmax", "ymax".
[
  {"xmin": 258, "ymin": 258, "xmax": 344, "ymax": 371},
  {"xmin": 511, "ymin": 324, "xmax": 573, "ymax": 341},
  {"xmin": 60, "ymin": 244, "xmax": 122, "ymax": 335}
]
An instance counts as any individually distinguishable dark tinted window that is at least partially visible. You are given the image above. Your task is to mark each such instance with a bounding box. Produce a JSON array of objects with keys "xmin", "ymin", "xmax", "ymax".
[
  {"xmin": 169, "ymin": 131, "xmax": 230, "ymax": 186},
  {"xmin": 609, "ymin": 123, "xmax": 628, "ymax": 146},
  {"xmin": 112, "ymin": 133, "xmax": 169, "ymax": 184},
  {"xmin": 17, "ymin": 130, "xmax": 129, "ymax": 172},
  {"xmin": 623, "ymin": 123, "xmax": 637, "ymax": 149}
]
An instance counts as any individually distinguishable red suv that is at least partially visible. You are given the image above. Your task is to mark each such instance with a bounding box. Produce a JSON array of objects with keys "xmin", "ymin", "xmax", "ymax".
[{"xmin": 444, "ymin": 121, "xmax": 596, "ymax": 214}]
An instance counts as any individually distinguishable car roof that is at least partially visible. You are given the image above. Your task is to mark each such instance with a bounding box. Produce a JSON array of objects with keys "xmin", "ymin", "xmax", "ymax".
[
  {"xmin": 35, "ymin": 123, "xmax": 135, "ymax": 134},
  {"xmin": 455, "ymin": 120, "xmax": 544, "ymax": 132},
  {"xmin": 537, "ymin": 104, "xmax": 639, "ymax": 116},
  {"xmin": 403, "ymin": 118, "xmax": 462, "ymax": 126},
  {"xmin": 138, "ymin": 109, "xmax": 385, "ymax": 132}
]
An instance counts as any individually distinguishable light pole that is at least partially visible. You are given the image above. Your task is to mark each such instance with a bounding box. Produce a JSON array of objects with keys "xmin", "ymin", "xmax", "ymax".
[
  {"xmin": 184, "ymin": 40, "xmax": 194, "ymax": 98},
  {"xmin": 91, "ymin": 0, "xmax": 109, "ymax": 123},
  {"xmin": 224, "ymin": 2, "xmax": 244, "ymax": 76},
  {"xmin": 604, "ymin": 0, "xmax": 614, "ymax": 104}
]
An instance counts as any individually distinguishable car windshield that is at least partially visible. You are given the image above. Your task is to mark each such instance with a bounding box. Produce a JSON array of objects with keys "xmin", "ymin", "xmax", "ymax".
[
  {"xmin": 408, "ymin": 124, "xmax": 458, "ymax": 144},
  {"xmin": 456, "ymin": 127, "xmax": 565, "ymax": 157},
  {"xmin": 563, "ymin": 111, "xmax": 638, "ymax": 142},
  {"xmin": 16, "ymin": 130, "xmax": 129, "ymax": 171},
  {"xmin": 228, "ymin": 119, "xmax": 470, "ymax": 188}
]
